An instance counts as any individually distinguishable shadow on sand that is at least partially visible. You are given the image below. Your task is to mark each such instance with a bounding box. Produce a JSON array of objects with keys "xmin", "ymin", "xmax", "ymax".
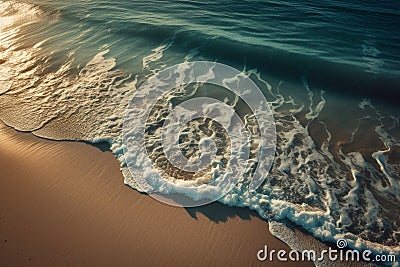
[{"xmin": 184, "ymin": 201, "xmax": 257, "ymax": 223}]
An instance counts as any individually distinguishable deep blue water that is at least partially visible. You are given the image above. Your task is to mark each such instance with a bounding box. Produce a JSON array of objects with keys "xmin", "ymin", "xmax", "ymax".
[{"xmin": 27, "ymin": 0, "xmax": 400, "ymax": 99}]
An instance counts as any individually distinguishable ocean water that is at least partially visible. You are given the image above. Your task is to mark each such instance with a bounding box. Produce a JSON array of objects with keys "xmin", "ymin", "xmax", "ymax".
[{"xmin": 0, "ymin": 0, "xmax": 399, "ymax": 262}]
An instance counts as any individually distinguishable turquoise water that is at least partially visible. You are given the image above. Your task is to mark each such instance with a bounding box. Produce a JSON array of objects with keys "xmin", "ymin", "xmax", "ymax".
[
  {"xmin": 5, "ymin": 0, "xmax": 400, "ymax": 94},
  {"xmin": 27, "ymin": 0, "xmax": 400, "ymax": 70},
  {"xmin": 0, "ymin": 0, "xmax": 399, "ymax": 262}
]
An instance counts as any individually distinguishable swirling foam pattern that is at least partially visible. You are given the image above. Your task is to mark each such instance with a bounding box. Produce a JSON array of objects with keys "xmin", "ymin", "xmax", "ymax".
[{"xmin": 122, "ymin": 61, "xmax": 276, "ymax": 206}]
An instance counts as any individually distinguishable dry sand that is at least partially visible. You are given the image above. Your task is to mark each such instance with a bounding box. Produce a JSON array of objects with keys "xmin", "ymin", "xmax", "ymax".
[{"xmin": 0, "ymin": 123, "xmax": 313, "ymax": 266}]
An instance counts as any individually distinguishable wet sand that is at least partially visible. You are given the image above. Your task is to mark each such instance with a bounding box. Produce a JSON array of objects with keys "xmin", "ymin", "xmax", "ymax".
[{"xmin": 0, "ymin": 123, "xmax": 313, "ymax": 266}]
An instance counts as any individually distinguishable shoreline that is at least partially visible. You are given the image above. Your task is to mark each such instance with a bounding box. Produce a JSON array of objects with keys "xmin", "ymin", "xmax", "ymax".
[{"xmin": 0, "ymin": 122, "xmax": 313, "ymax": 266}]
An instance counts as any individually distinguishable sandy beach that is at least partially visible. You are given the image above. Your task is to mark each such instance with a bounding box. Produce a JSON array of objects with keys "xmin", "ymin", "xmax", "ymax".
[{"xmin": 0, "ymin": 122, "xmax": 313, "ymax": 266}]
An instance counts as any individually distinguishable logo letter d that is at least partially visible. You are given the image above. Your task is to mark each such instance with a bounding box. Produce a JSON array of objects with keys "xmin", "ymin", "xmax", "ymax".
[{"xmin": 257, "ymin": 245, "xmax": 268, "ymax": 261}]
